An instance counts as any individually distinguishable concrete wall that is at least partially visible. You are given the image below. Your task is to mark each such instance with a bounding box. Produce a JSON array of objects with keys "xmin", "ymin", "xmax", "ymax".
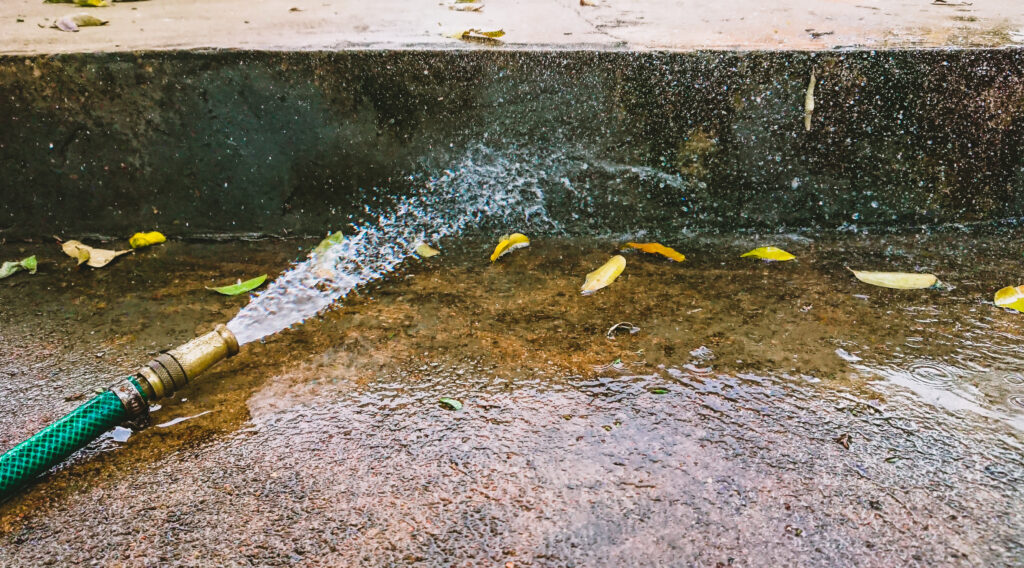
[{"xmin": 1, "ymin": 50, "xmax": 1022, "ymax": 239}]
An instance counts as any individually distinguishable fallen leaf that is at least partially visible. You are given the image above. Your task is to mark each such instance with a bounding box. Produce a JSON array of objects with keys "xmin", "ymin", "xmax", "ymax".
[
  {"xmin": 581, "ymin": 255, "xmax": 626, "ymax": 295},
  {"xmin": 490, "ymin": 233, "xmax": 530, "ymax": 262},
  {"xmin": 804, "ymin": 70, "xmax": 816, "ymax": 132},
  {"xmin": 439, "ymin": 397, "xmax": 463, "ymax": 411},
  {"xmin": 450, "ymin": 3, "xmax": 484, "ymax": 11},
  {"xmin": 73, "ymin": 14, "xmax": 107, "ymax": 24},
  {"xmin": 650, "ymin": 388, "xmax": 668, "ymax": 394},
  {"xmin": 0, "ymin": 256, "xmax": 37, "ymax": 279},
  {"xmin": 311, "ymin": 231, "xmax": 344, "ymax": 259},
  {"xmin": 580, "ymin": 0, "xmax": 598, "ymax": 5},
  {"xmin": 61, "ymin": 240, "xmax": 131, "ymax": 268},
  {"xmin": 452, "ymin": 28, "xmax": 505, "ymax": 44},
  {"xmin": 75, "ymin": 0, "xmax": 109, "ymax": 6},
  {"xmin": 308, "ymin": 231, "xmax": 344, "ymax": 277},
  {"xmin": 414, "ymin": 242, "xmax": 440, "ymax": 258},
  {"xmin": 129, "ymin": 230, "xmax": 166, "ymax": 249},
  {"xmin": 207, "ymin": 274, "xmax": 268, "ymax": 296},
  {"xmin": 622, "ymin": 242, "xmax": 685, "ymax": 262},
  {"xmin": 53, "ymin": 13, "xmax": 108, "ymax": 31},
  {"xmin": 994, "ymin": 285, "xmax": 1024, "ymax": 313},
  {"xmin": 848, "ymin": 268, "xmax": 938, "ymax": 290},
  {"xmin": 741, "ymin": 246, "xmax": 796, "ymax": 261}
]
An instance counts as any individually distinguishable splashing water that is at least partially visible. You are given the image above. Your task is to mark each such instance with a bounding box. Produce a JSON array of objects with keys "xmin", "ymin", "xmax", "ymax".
[{"xmin": 227, "ymin": 146, "xmax": 556, "ymax": 345}]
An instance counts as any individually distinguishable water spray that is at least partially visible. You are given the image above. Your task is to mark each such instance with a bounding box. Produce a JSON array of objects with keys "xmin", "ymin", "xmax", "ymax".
[
  {"xmin": 0, "ymin": 146, "xmax": 556, "ymax": 499},
  {"xmin": 0, "ymin": 325, "xmax": 239, "ymax": 497}
]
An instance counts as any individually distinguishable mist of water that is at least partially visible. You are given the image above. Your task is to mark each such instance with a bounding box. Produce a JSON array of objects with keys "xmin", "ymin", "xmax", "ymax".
[{"xmin": 227, "ymin": 146, "xmax": 556, "ymax": 345}]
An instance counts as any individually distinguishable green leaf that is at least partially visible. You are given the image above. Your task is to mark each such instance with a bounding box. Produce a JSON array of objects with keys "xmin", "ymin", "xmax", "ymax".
[
  {"xmin": 207, "ymin": 274, "xmax": 267, "ymax": 296},
  {"xmin": 439, "ymin": 397, "xmax": 463, "ymax": 411},
  {"xmin": 0, "ymin": 256, "xmax": 37, "ymax": 279},
  {"xmin": 650, "ymin": 388, "xmax": 669, "ymax": 394}
]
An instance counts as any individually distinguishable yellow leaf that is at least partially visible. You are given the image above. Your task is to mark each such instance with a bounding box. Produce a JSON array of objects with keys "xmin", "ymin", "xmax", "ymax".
[
  {"xmin": 60, "ymin": 240, "xmax": 131, "ymax": 268},
  {"xmin": 741, "ymin": 246, "xmax": 796, "ymax": 261},
  {"xmin": 581, "ymin": 255, "xmax": 626, "ymax": 295},
  {"xmin": 415, "ymin": 242, "xmax": 440, "ymax": 258},
  {"xmin": 75, "ymin": 0, "xmax": 110, "ymax": 6},
  {"xmin": 622, "ymin": 242, "xmax": 685, "ymax": 262},
  {"xmin": 995, "ymin": 285, "xmax": 1024, "ymax": 313},
  {"xmin": 848, "ymin": 268, "xmax": 938, "ymax": 290},
  {"xmin": 129, "ymin": 231, "xmax": 166, "ymax": 249},
  {"xmin": 490, "ymin": 233, "xmax": 530, "ymax": 262}
]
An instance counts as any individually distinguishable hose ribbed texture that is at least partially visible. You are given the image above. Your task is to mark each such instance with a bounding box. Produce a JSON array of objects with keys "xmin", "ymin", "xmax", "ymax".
[{"xmin": 0, "ymin": 391, "xmax": 127, "ymax": 496}]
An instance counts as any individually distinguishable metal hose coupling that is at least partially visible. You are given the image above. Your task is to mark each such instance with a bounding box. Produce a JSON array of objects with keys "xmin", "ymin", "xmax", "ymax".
[{"xmin": 134, "ymin": 324, "xmax": 240, "ymax": 402}]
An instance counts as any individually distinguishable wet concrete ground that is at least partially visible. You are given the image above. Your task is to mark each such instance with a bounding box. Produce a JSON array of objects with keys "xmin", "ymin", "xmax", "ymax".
[{"xmin": 0, "ymin": 234, "xmax": 1022, "ymax": 566}]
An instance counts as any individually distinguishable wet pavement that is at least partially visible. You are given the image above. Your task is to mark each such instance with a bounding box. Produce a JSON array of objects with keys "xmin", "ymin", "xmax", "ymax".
[
  {"xmin": 4, "ymin": 0, "xmax": 1023, "ymax": 54},
  {"xmin": 0, "ymin": 234, "xmax": 1022, "ymax": 566}
]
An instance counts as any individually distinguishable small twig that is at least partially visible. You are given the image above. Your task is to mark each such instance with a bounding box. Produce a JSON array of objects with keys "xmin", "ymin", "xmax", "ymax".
[{"xmin": 606, "ymin": 322, "xmax": 640, "ymax": 339}]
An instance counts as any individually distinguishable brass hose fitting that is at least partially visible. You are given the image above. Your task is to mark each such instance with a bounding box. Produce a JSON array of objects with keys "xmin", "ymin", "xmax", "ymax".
[{"xmin": 135, "ymin": 324, "xmax": 239, "ymax": 400}]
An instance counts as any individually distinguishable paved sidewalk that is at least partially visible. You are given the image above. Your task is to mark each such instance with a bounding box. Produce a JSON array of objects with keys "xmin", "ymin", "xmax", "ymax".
[{"xmin": 2, "ymin": 0, "xmax": 1023, "ymax": 54}]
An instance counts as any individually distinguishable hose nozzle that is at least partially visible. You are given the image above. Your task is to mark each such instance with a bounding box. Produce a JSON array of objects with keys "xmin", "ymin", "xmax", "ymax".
[{"xmin": 136, "ymin": 324, "xmax": 239, "ymax": 400}]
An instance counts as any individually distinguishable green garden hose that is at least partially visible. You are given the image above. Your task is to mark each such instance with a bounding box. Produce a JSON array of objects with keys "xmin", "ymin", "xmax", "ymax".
[
  {"xmin": 0, "ymin": 325, "xmax": 239, "ymax": 499},
  {"xmin": 0, "ymin": 386, "xmax": 135, "ymax": 495}
]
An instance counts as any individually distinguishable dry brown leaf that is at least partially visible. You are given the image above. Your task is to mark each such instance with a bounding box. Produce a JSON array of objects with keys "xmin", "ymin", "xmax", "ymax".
[
  {"xmin": 61, "ymin": 240, "xmax": 131, "ymax": 268},
  {"xmin": 453, "ymin": 29, "xmax": 505, "ymax": 44},
  {"xmin": 450, "ymin": 2, "xmax": 483, "ymax": 11}
]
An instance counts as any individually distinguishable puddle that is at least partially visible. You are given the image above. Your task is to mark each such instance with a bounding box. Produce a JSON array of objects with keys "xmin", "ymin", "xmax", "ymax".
[{"xmin": 0, "ymin": 234, "xmax": 1022, "ymax": 565}]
